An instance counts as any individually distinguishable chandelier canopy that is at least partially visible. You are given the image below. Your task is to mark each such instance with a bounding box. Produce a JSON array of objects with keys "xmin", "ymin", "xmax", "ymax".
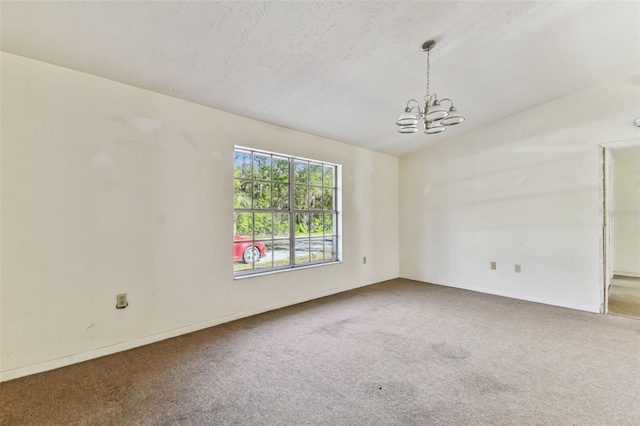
[{"xmin": 396, "ymin": 40, "xmax": 465, "ymax": 134}]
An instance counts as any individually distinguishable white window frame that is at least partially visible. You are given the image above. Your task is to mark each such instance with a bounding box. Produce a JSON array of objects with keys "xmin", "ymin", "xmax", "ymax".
[{"xmin": 233, "ymin": 146, "xmax": 341, "ymax": 278}]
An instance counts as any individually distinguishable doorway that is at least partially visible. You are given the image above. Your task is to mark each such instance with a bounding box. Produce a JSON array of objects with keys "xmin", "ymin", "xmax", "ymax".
[{"xmin": 601, "ymin": 141, "xmax": 640, "ymax": 318}]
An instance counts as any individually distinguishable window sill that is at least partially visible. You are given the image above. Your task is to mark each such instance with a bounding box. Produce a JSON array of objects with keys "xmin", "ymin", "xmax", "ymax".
[{"xmin": 233, "ymin": 259, "xmax": 343, "ymax": 280}]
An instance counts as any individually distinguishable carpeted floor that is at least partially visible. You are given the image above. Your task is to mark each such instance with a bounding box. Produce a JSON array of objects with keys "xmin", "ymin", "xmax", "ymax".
[{"xmin": 1, "ymin": 278, "xmax": 639, "ymax": 425}]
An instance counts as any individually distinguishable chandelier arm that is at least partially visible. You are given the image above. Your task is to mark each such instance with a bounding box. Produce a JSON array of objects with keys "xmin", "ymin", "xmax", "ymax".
[
  {"xmin": 406, "ymin": 99, "xmax": 421, "ymax": 109},
  {"xmin": 405, "ymin": 99, "xmax": 424, "ymax": 117},
  {"xmin": 423, "ymin": 94, "xmax": 436, "ymax": 118},
  {"xmin": 439, "ymin": 98, "xmax": 454, "ymax": 106}
]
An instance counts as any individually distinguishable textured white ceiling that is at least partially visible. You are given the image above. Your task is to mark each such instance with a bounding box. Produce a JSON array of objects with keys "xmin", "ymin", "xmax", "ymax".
[{"xmin": 2, "ymin": 1, "xmax": 639, "ymax": 156}]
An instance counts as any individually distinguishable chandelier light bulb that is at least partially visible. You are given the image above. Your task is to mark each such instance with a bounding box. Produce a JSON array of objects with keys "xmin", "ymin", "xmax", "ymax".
[
  {"xmin": 396, "ymin": 107, "xmax": 419, "ymax": 126},
  {"xmin": 425, "ymin": 100, "xmax": 449, "ymax": 121},
  {"xmin": 425, "ymin": 121, "xmax": 446, "ymax": 134},
  {"xmin": 399, "ymin": 125, "xmax": 419, "ymax": 134},
  {"xmin": 441, "ymin": 106, "xmax": 465, "ymax": 126}
]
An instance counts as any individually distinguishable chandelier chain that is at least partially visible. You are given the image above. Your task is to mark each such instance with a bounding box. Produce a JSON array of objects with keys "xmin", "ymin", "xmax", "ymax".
[{"xmin": 425, "ymin": 48, "xmax": 430, "ymax": 102}]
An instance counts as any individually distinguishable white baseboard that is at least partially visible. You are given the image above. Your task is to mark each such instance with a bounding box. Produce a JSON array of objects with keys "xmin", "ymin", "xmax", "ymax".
[
  {"xmin": 611, "ymin": 275, "xmax": 640, "ymax": 289},
  {"xmin": 613, "ymin": 271, "xmax": 640, "ymax": 279},
  {"xmin": 405, "ymin": 276, "xmax": 598, "ymax": 314},
  {"xmin": 1, "ymin": 276, "xmax": 396, "ymax": 383}
]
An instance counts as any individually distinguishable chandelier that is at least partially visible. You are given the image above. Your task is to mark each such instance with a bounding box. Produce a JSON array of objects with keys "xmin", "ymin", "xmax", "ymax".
[{"xmin": 396, "ymin": 40, "xmax": 465, "ymax": 134}]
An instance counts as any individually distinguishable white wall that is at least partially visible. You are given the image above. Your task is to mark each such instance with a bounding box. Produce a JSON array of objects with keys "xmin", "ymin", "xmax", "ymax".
[
  {"xmin": 0, "ymin": 53, "xmax": 399, "ymax": 380},
  {"xmin": 612, "ymin": 146, "xmax": 640, "ymax": 276},
  {"xmin": 400, "ymin": 76, "xmax": 639, "ymax": 313}
]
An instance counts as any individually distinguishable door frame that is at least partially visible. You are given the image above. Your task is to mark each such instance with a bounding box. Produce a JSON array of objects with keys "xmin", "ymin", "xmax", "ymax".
[{"xmin": 599, "ymin": 138, "xmax": 640, "ymax": 313}]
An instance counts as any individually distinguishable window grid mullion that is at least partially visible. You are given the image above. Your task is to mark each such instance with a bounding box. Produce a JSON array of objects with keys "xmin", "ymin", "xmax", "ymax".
[
  {"xmin": 250, "ymin": 152, "xmax": 255, "ymax": 212},
  {"xmin": 307, "ymin": 174, "xmax": 311, "ymax": 263},
  {"xmin": 289, "ymin": 158, "xmax": 295, "ymax": 267},
  {"xmin": 322, "ymin": 167, "xmax": 325, "ymax": 260},
  {"xmin": 251, "ymin": 153, "xmax": 255, "ymax": 271}
]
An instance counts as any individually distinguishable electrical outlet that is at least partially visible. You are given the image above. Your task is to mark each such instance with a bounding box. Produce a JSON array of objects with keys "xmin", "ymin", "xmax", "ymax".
[
  {"xmin": 515, "ymin": 264, "xmax": 521, "ymax": 273},
  {"xmin": 490, "ymin": 262, "xmax": 497, "ymax": 270},
  {"xmin": 363, "ymin": 256, "xmax": 367, "ymax": 264},
  {"xmin": 116, "ymin": 293, "xmax": 128, "ymax": 309}
]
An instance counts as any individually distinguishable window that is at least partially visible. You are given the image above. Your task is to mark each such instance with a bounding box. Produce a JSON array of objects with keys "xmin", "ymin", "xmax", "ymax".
[{"xmin": 234, "ymin": 147, "xmax": 340, "ymax": 276}]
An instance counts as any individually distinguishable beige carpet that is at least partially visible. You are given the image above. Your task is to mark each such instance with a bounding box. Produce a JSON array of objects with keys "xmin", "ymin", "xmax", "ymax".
[{"xmin": 1, "ymin": 278, "xmax": 639, "ymax": 425}]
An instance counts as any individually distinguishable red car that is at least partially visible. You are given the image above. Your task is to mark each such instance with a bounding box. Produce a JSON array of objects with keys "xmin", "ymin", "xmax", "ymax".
[{"xmin": 234, "ymin": 236, "xmax": 267, "ymax": 263}]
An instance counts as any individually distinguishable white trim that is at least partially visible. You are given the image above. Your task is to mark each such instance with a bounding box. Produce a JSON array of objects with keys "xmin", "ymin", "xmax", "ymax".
[
  {"xmin": 613, "ymin": 271, "xmax": 640, "ymax": 279},
  {"xmin": 234, "ymin": 145, "xmax": 340, "ymax": 168},
  {"xmin": 599, "ymin": 139, "xmax": 640, "ymax": 150},
  {"xmin": 233, "ymin": 146, "xmax": 342, "ymax": 278},
  {"xmin": 599, "ymin": 146, "xmax": 608, "ymax": 313},
  {"xmin": 235, "ymin": 259, "xmax": 342, "ymax": 279},
  {"xmin": 599, "ymin": 138, "xmax": 640, "ymax": 315},
  {"xmin": 413, "ymin": 277, "xmax": 599, "ymax": 313},
  {"xmin": 611, "ymin": 277, "xmax": 640, "ymax": 289},
  {"xmin": 0, "ymin": 276, "xmax": 396, "ymax": 382}
]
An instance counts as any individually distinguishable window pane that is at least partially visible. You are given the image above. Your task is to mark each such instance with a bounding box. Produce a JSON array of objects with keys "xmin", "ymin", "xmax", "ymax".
[
  {"xmin": 273, "ymin": 183, "xmax": 289, "ymax": 210},
  {"xmin": 255, "ymin": 240, "xmax": 272, "ymax": 270},
  {"xmin": 295, "ymin": 213, "xmax": 310, "ymax": 237},
  {"xmin": 311, "ymin": 213, "xmax": 323, "ymax": 236},
  {"xmin": 323, "ymin": 214, "xmax": 335, "ymax": 235},
  {"xmin": 235, "ymin": 239, "xmax": 262, "ymax": 269},
  {"xmin": 323, "ymin": 189, "xmax": 334, "ymax": 211},
  {"xmin": 234, "ymin": 215, "xmax": 260, "ymax": 273},
  {"xmin": 234, "ymin": 213, "xmax": 253, "ymax": 238},
  {"xmin": 253, "ymin": 182, "xmax": 271, "ymax": 209},
  {"xmin": 253, "ymin": 153, "xmax": 271, "ymax": 180},
  {"xmin": 272, "ymin": 239, "xmax": 291, "ymax": 267},
  {"xmin": 234, "ymin": 261, "xmax": 254, "ymax": 273},
  {"xmin": 234, "ymin": 180, "xmax": 252, "ymax": 209},
  {"xmin": 254, "ymin": 213, "xmax": 272, "ymax": 239},
  {"xmin": 310, "ymin": 237, "xmax": 324, "ymax": 261},
  {"xmin": 324, "ymin": 236, "xmax": 337, "ymax": 260},
  {"xmin": 234, "ymin": 150, "xmax": 252, "ymax": 179},
  {"xmin": 294, "ymin": 238, "xmax": 311, "ymax": 264},
  {"xmin": 274, "ymin": 213, "xmax": 290, "ymax": 238},
  {"xmin": 295, "ymin": 160, "xmax": 308, "ymax": 184},
  {"xmin": 273, "ymin": 156, "xmax": 289, "ymax": 182},
  {"xmin": 294, "ymin": 185, "xmax": 308, "ymax": 210},
  {"xmin": 309, "ymin": 163, "xmax": 322, "ymax": 186},
  {"xmin": 308, "ymin": 187, "xmax": 322, "ymax": 210},
  {"xmin": 323, "ymin": 165, "xmax": 334, "ymax": 187}
]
